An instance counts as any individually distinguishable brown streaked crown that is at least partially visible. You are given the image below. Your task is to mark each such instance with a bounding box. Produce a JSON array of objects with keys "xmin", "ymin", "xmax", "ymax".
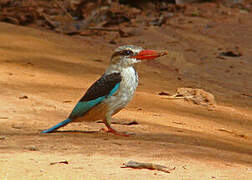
[{"xmin": 110, "ymin": 45, "xmax": 143, "ymax": 64}]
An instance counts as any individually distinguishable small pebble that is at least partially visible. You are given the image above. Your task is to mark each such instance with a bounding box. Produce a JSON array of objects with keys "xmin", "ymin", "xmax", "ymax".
[
  {"xmin": 25, "ymin": 145, "xmax": 38, "ymax": 151},
  {"xmin": 0, "ymin": 136, "xmax": 6, "ymax": 140},
  {"xmin": 19, "ymin": 95, "xmax": 28, "ymax": 99}
]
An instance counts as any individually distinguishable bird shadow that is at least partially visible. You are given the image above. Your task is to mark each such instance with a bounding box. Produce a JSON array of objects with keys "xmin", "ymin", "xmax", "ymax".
[{"xmin": 44, "ymin": 130, "xmax": 99, "ymax": 134}]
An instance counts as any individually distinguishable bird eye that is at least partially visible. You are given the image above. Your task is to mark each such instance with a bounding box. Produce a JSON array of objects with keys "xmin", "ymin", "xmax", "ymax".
[{"xmin": 123, "ymin": 50, "xmax": 133, "ymax": 56}]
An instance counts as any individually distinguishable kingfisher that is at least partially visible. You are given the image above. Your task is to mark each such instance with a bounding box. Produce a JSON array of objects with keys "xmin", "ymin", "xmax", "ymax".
[{"xmin": 42, "ymin": 45, "xmax": 167, "ymax": 136}]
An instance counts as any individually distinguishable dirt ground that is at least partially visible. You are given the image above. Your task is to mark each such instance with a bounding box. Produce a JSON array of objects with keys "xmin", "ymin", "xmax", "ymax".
[{"xmin": 0, "ymin": 4, "xmax": 252, "ymax": 179}]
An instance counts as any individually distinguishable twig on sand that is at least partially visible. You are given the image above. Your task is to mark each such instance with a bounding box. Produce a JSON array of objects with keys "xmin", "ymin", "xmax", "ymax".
[
  {"xmin": 50, "ymin": 160, "xmax": 69, "ymax": 165},
  {"xmin": 121, "ymin": 161, "xmax": 175, "ymax": 173}
]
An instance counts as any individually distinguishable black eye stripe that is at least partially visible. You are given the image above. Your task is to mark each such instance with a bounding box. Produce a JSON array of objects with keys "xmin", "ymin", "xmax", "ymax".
[
  {"xmin": 111, "ymin": 49, "xmax": 134, "ymax": 60},
  {"xmin": 122, "ymin": 50, "xmax": 134, "ymax": 56}
]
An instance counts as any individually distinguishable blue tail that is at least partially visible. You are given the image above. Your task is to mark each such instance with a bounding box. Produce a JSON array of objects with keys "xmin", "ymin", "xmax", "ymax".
[{"xmin": 41, "ymin": 118, "xmax": 72, "ymax": 133}]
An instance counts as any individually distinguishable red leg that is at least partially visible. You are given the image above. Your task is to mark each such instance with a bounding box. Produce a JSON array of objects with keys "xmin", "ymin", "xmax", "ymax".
[
  {"xmin": 101, "ymin": 127, "xmax": 130, "ymax": 137},
  {"xmin": 101, "ymin": 117, "xmax": 130, "ymax": 137}
]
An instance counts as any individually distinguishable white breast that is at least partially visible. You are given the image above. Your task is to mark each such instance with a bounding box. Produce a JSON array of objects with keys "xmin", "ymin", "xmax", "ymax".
[{"xmin": 104, "ymin": 67, "xmax": 138, "ymax": 115}]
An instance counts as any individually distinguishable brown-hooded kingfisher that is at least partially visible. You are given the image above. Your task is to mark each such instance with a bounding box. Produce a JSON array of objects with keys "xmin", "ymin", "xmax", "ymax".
[{"xmin": 42, "ymin": 45, "xmax": 167, "ymax": 136}]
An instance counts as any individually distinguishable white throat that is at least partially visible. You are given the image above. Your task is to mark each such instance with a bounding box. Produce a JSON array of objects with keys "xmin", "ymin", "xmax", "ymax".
[{"xmin": 103, "ymin": 66, "xmax": 139, "ymax": 115}]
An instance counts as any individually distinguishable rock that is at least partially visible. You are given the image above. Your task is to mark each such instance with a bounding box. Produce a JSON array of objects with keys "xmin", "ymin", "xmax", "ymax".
[
  {"xmin": 175, "ymin": 0, "xmax": 199, "ymax": 4},
  {"xmin": 119, "ymin": 28, "xmax": 134, "ymax": 37},
  {"xmin": 158, "ymin": 91, "xmax": 171, "ymax": 96},
  {"xmin": 149, "ymin": 13, "xmax": 173, "ymax": 26},
  {"xmin": 223, "ymin": 0, "xmax": 244, "ymax": 7},
  {"xmin": 176, "ymin": 88, "xmax": 216, "ymax": 106},
  {"xmin": 109, "ymin": 38, "xmax": 117, "ymax": 44},
  {"xmin": 220, "ymin": 50, "xmax": 242, "ymax": 57},
  {"xmin": 19, "ymin": 95, "xmax": 28, "ymax": 99},
  {"xmin": 0, "ymin": 136, "xmax": 6, "ymax": 140},
  {"xmin": 24, "ymin": 145, "xmax": 39, "ymax": 151}
]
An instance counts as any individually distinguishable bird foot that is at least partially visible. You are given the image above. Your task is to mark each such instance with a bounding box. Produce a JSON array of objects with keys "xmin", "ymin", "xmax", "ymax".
[{"xmin": 100, "ymin": 128, "xmax": 131, "ymax": 137}]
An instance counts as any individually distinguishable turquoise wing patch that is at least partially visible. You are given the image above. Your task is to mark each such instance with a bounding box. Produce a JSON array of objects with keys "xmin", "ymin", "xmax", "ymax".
[
  {"xmin": 109, "ymin": 83, "xmax": 120, "ymax": 96},
  {"xmin": 69, "ymin": 82, "xmax": 120, "ymax": 119}
]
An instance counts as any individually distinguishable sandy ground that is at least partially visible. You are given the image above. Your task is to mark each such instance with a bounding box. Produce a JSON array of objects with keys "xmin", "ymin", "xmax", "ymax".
[{"xmin": 0, "ymin": 19, "xmax": 251, "ymax": 180}]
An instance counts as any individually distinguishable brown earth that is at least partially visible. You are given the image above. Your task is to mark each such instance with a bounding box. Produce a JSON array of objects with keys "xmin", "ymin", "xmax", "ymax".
[{"xmin": 0, "ymin": 5, "xmax": 252, "ymax": 179}]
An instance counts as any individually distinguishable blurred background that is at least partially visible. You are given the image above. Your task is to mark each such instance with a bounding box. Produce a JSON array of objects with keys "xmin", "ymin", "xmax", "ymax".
[
  {"xmin": 0, "ymin": 1, "xmax": 252, "ymax": 179},
  {"xmin": 1, "ymin": 0, "xmax": 251, "ymax": 107}
]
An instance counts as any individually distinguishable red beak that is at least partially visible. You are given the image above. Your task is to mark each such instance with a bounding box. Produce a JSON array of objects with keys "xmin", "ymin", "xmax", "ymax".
[{"xmin": 131, "ymin": 50, "xmax": 168, "ymax": 60}]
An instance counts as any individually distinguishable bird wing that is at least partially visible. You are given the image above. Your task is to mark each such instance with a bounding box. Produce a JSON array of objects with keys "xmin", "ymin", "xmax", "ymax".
[{"xmin": 69, "ymin": 72, "xmax": 122, "ymax": 119}]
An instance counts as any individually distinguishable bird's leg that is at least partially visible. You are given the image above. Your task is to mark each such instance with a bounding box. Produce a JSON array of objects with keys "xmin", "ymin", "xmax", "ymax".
[{"xmin": 101, "ymin": 115, "xmax": 130, "ymax": 137}]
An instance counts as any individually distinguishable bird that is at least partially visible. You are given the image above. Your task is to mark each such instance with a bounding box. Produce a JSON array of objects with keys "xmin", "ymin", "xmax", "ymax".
[{"xmin": 42, "ymin": 45, "xmax": 167, "ymax": 136}]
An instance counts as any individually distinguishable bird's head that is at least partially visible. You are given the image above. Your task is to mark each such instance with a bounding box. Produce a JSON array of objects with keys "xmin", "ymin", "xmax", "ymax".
[{"xmin": 110, "ymin": 45, "xmax": 168, "ymax": 68}]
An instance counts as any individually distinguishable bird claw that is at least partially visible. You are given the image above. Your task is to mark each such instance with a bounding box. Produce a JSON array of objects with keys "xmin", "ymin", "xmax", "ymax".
[{"xmin": 100, "ymin": 128, "xmax": 131, "ymax": 137}]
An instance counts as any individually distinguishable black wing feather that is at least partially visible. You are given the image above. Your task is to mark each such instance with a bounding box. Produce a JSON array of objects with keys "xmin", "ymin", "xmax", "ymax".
[{"xmin": 80, "ymin": 72, "xmax": 122, "ymax": 102}]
